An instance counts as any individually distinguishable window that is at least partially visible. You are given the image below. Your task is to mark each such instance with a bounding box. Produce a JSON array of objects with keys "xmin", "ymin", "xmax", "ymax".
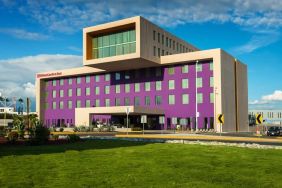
[
  {"xmin": 52, "ymin": 80, "xmax": 56, "ymax": 86},
  {"xmin": 210, "ymin": 62, "xmax": 213, "ymax": 70},
  {"xmin": 156, "ymin": 81, "xmax": 162, "ymax": 91},
  {"xmin": 158, "ymin": 33, "xmax": 160, "ymax": 43},
  {"xmin": 95, "ymin": 99, "xmax": 100, "ymax": 107},
  {"xmin": 52, "ymin": 90, "xmax": 56, "ymax": 98},
  {"xmin": 162, "ymin": 49, "xmax": 164, "ymax": 56},
  {"xmin": 135, "ymin": 83, "xmax": 140, "ymax": 92},
  {"xmin": 105, "ymin": 86, "xmax": 110, "ymax": 94},
  {"xmin": 168, "ymin": 67, "xmax": 174, "ymax": 75},
  {"xmin": 76, "ymin": 88, "xmax": 81, "ymax": 96},
  {"xmin": 44, "ymin": 102, "xmax": 48, "ymax": 110},
  {"xmin": 105, "ymin": 99, "xmax": 110, "ymax": 107},
  {"xmin": 196, "ymin": 63, "xmax": 202, "ymax": 72},
  {"xmin": 156, "ymin": 68, "xmax": 162, "ymax": 77},
  {"xmin": 85, "ymin": 100, "xmax": 90, "ymax": 107},
  {"xmin": 68, "ymin": 89, "xmax": 72, "ymax": 97},
  {"xmin": 59, "ymin": 90, "xmax": 64, "ymax": 97},
  {"xmin": 158, "ymin": 48, "xmax": 160, "ymax": 57},
  {"xmin": 173, "ymin": 41, "xmax": 175, "ymax": 50},
  {"xmin": 95, "ymin": 75, "xmax": 100, "ymax": 82},
  {"xmin": 125, "ymin": 71, "xmax": 130, "ymax": 79},
  {"xmin": 76, "ymin": 100, "xmax": 81, "ymax": 108},
  {"xmin": 115, "ymin": 73, "xmax": 120, "ymax": 80},
  {"xmin": 153, "ymin": 46, "xmax": 156, "ymax": 56},
  {"xmin": 168, "ymin": 95, "xmax": 175, "ymax": 105},
  {"xmin": 125, "ymin": 84, "xmax": 130, "ymax": 93},
  {"xmin": 197, "ymin": 93, "xmax": 203, "ymax": 103},
  {"xmin": 210, "ymin": 77, "xmax": 214, "ymax": 87},
  {"xmin": 68, "ymin": 101, "xmax": 72, "ymax": 109},
  {"xmin": 134, "ymin": 97, "xmax": 140, "ymax": 106},
  {"xmin": 60, "ymin": 79, "xmax": 64, "ymax": 86},
  {"xmin": 166, "ymin": 37, "xmax": 168, "ymax": 47},
  {"xmin": 197, "ymin": 78, "xmax": 203, "ymax": 88},
  {"xmin": 210, "ymin": 93, "xmax": 214, "ymax": 103},
  {"xmin": 105, "ymin": 74, "xmax": 110, "ymax": 81},
  {"xmin": 115, "ymin": 85, "xmax": 120, "ymax": 93},
  {"xmin": 95, "ymin": 87, "xmax": 100, "ymax": 95},
  {"xmin": 86, "ymin": 76, "xmax": 90, "ymax": 83},
  {"xmin": 162, "ymin": 34, "xmax": 164, "ymax": 44},
  {"xmin": 153, "ymin": 30, "xmax": 156, "ymax": 40},
  {"xmin": 182, "ymin": 94, "xmax": 189, "ymax": 104},
  {"xmin": 168, "ymin": 80, "xmax": 175, "ymax": 90},
  {"xmin": 115, "ymin": 98, "xmax": 120, "ymax": 106},
  {"xmin": 86, "ymin": 87, "xmax": 90, "ymax": 96},
  {"xmin": 155, "ymin": 96, "xmax": 162, "ymax": 105},
  {"xmin": 182, "ymin": 65, "xmax": 189, "ymax": 73},
  {"xmin": 52, "ymin": 101, "xmax": 56, "ymax": 109},
  {"xmin": 124, "ymin": 97, "xmax": 130, "ymax": 106},
  {"xmin": 68, "ymin": 78, "xmax": 72, "ymax": 85},
  {"xmin": 145, "ymin": 82, "xmax": 151, "ymax": 91},
  {"xmin": 77, "ymin": 77, "xmax": 81, "ymax": 84},
  {"xmin": 182, "ymin": 79, "xmax": 189, "ymax": 89},
  {"xmin": 59, "ymin": 101, "xmax": 64, "ymax": 109},
  {"xmin": 145, "ymin": 96, "xmax": 150, "ymax": 106},
  {"xmin": 169, "ymin": 39, "xmax": 172, "ymax": 48}
]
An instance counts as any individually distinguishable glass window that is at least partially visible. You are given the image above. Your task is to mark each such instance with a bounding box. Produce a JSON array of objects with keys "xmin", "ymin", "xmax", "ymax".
[
  {"xmin": 95, "ymin": 99, "xmax": 100, "ymax": 107},
  {"xmin": 182, "ymin": 65, "xmax": 189, "ymax": 73},
  {"xmin": 116, "ymin": 44, "xmax": 123, "ymax": 55},
  {"xmin": 197, "ymin": 93, "xmax": 203, "ymax": 103},
  {"xmin": 182, "ymin": 94, "xmax": 189, "ymax": 104},
  {"xmin": 68, "ymin": 89, "xmax": 72, "ymax": 97},
  {"xmin": 60, "ymin": 90, "xmax": 64, "ymax": 97},
  {"xmin": 76, "ymin": 88, "xmax": 81, "ymax": 96},
  {"xmin": 103, "ymin": 35, "xmax": 109, "ymax": 46},
  {"xmin": 168, "ymin": 67, "xmax": 175, "ymax": 75},
  {"xmin": 210, "ymin": 93, "xmax": 214, "ymax": 103},
  {"xmin": 95, "ymin": 87, "xmax": 100, "ymax": 95},
  {"xmin": 68, "ymin": 101, "xmax": 72, "ymax": 109},
  {"xmin": 153, "ymin": 30, "xmax": 156, "ymax": 40},
  {"xmin": 210, "ymin": 77, "xmax": 214, "ymax": 87},
  {"xmin": 110, "ymin": 46, "xmax": 116, "ymax": 56},
  {"xmin": 115, "ymin": 98, "xmax": 120, "ymax": 106},
  {"xmin": 156, "ymin": 68, "xmax": 162, "ymax": 77},
  {"xmin": 196, "ymin": 63, "xmax": 202, "ymax": 72},
  {"xmin": 158, "ymin": 48, "xmax": 160, "ymax": 57},
  {"xmin": 134, "ymin": 97, "xmax": 140, "ymax": 106},
  {"xmin": 155, "ymin": 96, "xmax": 162, "ymax": 105},
  {"xmin": 76, "ymin": 100, "xmax": 81, "ymax": 108},
  {"xmin": 168, "ymin": 80, "xmax": 175, "ymax": 90},
  {"xmin": 115, "ymin": 85, "xmax": 120, "ymax": 94},
  {"xmin": 124, "ymin": 97, "xmax": 130, "ymax": 106},
  {"xmin": 210, "ymin": 62, "xmax": 213, "ymax": 70},
  {"xmin": 95, "ymin": 75, "xmax": 100, "ymax": 82},
  {"xmin": 77, "ymin": 77, "xmax": 81, "ymax": 84},
  {"xmin": 182, "ymin": 79, "xmax": 189, "ymax": 89},
  {"xmin": 156, "ymin": 81, "xmax": 162, "ymax": 91},
  {"xmin": 86, "ymin": 87, "xmax": 90, "ymax": 96},
  {"xmin": 105, "ymin": 99, "xmax": 110, "ymax": 107},
  {"xmin": 116, "ymin": 33, "xmax": 123, "ymax": 44},
  {"xmin": 197, "ymin": 78, "xmax": 203, "ymax": 88},
  {"xmin": 129, "ymin": 30, "xmax": 136, "ymax": 41},
  {"xmin": 153, "ymin": 46, "xmax": 156, "ymax": 56},
  {"xmin": 52, "ymin": 80, "xmax": 56, "ymax": 86},
  {"xmin": 52, "ymin": 101, "xmax": 56, "ymax": 109},
  {"xmin": 104, "ymin": 86, "xmax": 110, "ymax": 94},
  {"xmin": 68, "ymin": 78, "xmax": 72, "ymax": 85},
  {"xmin": 145, "ymin": 96, "xmax": 150, "ymax": 106},
  {"xmin": 115, "ymin": 73, "xmax": 120, "ymax": 80},
  {"xmin": 59, "ymin": 101, "xmax": 64, "ymax": 109},
  {"xmin": 169, "ymin": 95, "xmax": 175, "ymax": 105},
  {"xmin": 105, "ymin": 74, "xmax": 110, "ymax": 81},
  {"xmin": 85, "ymin": 100, "xmax": 91, "ymax": 107},
  {"xmin": 52, "ymin": 90, "xmax": 56, "ymax": 98},
  {"xmin": 109, "ymin": 34, "xmax": 116, "ymax": 45},
  {"xmin": 135, "ymin": 83, "xmax": 140, "ymax": 92},
  {"xmin": 166, "ymin": 37, "xmax": 168, "ymax": 47},
  {"xmin": 125, "ymin": 71, "xmax": 130, "ymax": 79},
  {"xmin": 60, "ymin": 79, "xmax": 64, "ymax": 86},
  {"xmin": 125, "ymin": 84, "xmax": 130, "ymax": 93},
  {"xmin": 145, "ymin": 82, "xmax": 151, "ymax": 91},
  {"xmin": 86, "ymin": 76, "xmax": 90, "ymax": 83},
  {"xmin": 162, "ymin": 34, "xmax": 164, "ymax": 44},
  {"xmin": 158, "ymin": 33, "xmax": 160, "ymax": 43}
]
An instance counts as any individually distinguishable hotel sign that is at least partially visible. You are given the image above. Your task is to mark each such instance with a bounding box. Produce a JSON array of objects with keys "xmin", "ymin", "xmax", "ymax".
[{"xmin": 37, "ymin": 72, "xmax": 62, "ymax": 78}]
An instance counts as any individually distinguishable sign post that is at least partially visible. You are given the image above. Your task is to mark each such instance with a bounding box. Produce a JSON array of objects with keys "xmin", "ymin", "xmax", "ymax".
[
  {"xmin": 172, "ymin": 117, "xmax": 177, "ymax": 134},
  {"xmin": 141, "ymin": 115, "xmax": 147, "ymax": 135},
  {"xmin": 125, "ymin": 107, "xmax": 130, "ymax": 135},
  {"xmin": 159, "ymin": 116, "xmax": 165, "ymax": 134},
  {"xmin": 217, "ymin": 114, "xmax": 224, "ymax": 136},
  {"xmin": 255, "ymin": 114, "xmax": 263, "ymax": 136}
]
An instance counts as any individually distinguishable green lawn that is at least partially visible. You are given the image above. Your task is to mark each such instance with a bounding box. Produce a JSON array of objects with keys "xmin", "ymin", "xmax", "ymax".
[{"xmin": 0, "ymin": 140, "xmax": 281, "ymax": 188}]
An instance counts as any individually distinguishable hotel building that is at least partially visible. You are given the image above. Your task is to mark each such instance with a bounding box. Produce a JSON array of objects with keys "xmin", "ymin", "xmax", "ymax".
[{"xmin": 36, "ymin": 16, "xmax": 248, "ymax": 132}]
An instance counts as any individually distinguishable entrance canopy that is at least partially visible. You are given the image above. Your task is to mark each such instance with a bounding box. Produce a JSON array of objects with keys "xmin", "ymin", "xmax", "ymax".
[{"xmin": 75, "ymin": 106, "xmax": 164, "ymax": 126}]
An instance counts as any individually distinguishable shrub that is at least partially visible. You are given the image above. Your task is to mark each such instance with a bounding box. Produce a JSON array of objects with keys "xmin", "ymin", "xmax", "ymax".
[
  {"xmin": 67, "ymin": 134, "xmax": 81, "ymax": 143},
  {"xmin": 59, "ymin": 127, "xmax": 64, "ymax": 132},
  {"xmin": 32, "ymin": 124, "xmax": 50, "ymax": 145},
  {"xmin": 131, "ymin": 127, "xmax": 142, "ymax": 131},
  {"xmin": 52, "ymin": 134, "xmax": 59, "ymax": 140},
  {"xmin": 73, "ymin": 127, "xmax": 78, "ymax": 132},
  {"xmin": 7, "ymin": 131, "xmax": 18, "ymax": 143},
  {"xmin": 106, "ymin": 126, "xmax": 115, "ymax": 132}
]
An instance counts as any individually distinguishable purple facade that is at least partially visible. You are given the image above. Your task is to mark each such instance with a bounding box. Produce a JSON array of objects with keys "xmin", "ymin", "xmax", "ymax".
[{"xmin": 43, "ymin": 61, "xmax": 214, "ymax": 129}]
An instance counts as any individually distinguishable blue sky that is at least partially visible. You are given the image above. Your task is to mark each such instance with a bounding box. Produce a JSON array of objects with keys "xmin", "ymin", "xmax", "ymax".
[{"xmin": 0, "ymin": 0, "xmax": 282, "ymax": 111}]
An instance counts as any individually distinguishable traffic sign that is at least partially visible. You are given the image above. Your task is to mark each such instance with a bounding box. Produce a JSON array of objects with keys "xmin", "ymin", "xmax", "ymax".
[
  {"xmin": 217, "ymin": 114, "xmax": 224, "ymax": 124},
  {"xmin": 141, "ymin": 115, "xmax": 147, "ymax": 123},
  {"xmin": 256, "ymin": 114, "xmax": 263, "ymax": 124},
  {"xmin": 125, "ymin": 107, "xmax": 130, "ymax": 115}
]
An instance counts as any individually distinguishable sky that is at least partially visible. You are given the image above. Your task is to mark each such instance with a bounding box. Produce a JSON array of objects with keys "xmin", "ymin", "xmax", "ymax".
[{"xmin": 0, "ymin": 0, "xmax": 282, "ymax": 111}]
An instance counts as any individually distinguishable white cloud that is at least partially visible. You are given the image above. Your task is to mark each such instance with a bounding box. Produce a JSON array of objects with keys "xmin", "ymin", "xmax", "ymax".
[
  {"xmin": 262, "ymin": 90, "xmax": 282, "ymax": 101},
  {"xmin": 249, "ymin": 90, "xmax": 282, "ymax": 110},
  {"xmin": 249, "ymin": 100, "xmax": 269, "ymax": 105},
  {"xmin": 0, "ymin": 54, "xmax": 82, "ymax": 101},
  {"xmin": 0, "ymin": 28, "xmax": 49, "ymax": 40}
]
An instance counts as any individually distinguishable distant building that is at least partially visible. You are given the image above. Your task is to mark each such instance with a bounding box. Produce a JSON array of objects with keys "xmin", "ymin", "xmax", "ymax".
[
  {"xmin": 0, "ymin": 107, "xmax": 15, "ymax": 114},
  {"xmin": 249, "ymin": 110, "xmax": 282, "ymax": 125}
]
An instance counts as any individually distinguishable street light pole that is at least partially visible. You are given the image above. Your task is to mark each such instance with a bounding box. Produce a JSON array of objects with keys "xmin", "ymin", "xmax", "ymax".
[{"xmin": 195, "ymin": 60, "xmax": 199, "ymax": 132}]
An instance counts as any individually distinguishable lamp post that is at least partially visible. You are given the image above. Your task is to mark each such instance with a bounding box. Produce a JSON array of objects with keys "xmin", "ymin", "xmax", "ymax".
[
  {"xmin": 195, "ymin": 60, "xmax": 199, "ymax": 132},
  {"xmin": 125, "ymin": 107, "xmax": 130, "ymax": 135}
]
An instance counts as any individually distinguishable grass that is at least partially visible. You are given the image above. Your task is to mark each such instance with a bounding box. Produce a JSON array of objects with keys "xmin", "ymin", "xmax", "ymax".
[{"xmin": 0, "ymin": 140, "xmax": 282, "ymax": 188}]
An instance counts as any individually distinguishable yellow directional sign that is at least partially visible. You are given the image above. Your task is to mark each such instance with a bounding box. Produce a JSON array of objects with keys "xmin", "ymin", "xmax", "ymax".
[
  {"xmin": 256, "ymin": 114, "xmax": 263, "ymax": 124},
  {"xmin": 217, "ymin": 114, "xmax": 224, "ymax": 124}
]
